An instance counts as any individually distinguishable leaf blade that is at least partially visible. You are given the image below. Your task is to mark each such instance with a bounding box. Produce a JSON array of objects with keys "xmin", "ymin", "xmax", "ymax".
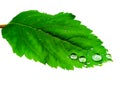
[{"xmin": 2, "ymin": 10, "xmax": 112, "ymax": 70}]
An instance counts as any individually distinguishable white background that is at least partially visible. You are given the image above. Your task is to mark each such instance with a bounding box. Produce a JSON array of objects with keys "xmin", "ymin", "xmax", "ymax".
[{"xmin": 0, "ymin": 0, "xmax": 120, "ymax": 90}]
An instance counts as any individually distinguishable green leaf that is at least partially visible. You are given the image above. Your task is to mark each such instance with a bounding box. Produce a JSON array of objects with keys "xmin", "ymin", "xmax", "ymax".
[{"xmin": 2, "ymin": 10, "xmax": 112, "ymax": 70}]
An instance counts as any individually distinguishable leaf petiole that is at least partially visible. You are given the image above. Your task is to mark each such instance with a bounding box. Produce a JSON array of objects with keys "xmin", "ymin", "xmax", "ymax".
[{"xmin": 0, "ymin": 24, "xmax": 7, "ymax": 28}]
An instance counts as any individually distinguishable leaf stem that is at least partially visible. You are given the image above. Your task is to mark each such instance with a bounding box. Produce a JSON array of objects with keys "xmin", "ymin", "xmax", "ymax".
[{"xmin": 0, "ymin": 24, "xmax": 7, "ymax": 28}]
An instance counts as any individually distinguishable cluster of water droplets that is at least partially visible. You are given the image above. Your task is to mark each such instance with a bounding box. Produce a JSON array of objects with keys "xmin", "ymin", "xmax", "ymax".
[
  {"xmin": 70, "ymin": 53, "xmax": 87, "ymax": 63},
  {"xmin": 70, "ymin": 53, "xmax": 112, "ymax": 64},
  {"xmin": 70, "ymin": 52, "xmax": 112, "ymax": 63}
]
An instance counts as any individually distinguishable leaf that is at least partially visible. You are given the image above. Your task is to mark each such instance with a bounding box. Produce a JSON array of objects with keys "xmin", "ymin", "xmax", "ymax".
[{"xmin": 2, "ymin": 10, "xmax": 112, "ymax": 70}]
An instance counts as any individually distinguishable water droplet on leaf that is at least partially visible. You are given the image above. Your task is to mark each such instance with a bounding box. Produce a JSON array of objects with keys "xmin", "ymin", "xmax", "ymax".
[
  {"xmin": 79, "ymin": 56, "xmax": 86, "ymax": 62},
  {"xmin": 92, "ymin": 54, "xmax": 102, "ymax": 61},
  {"xmin": 70, "ymin": 53, "xmax": 77, "ymax": 60},
  {"xmin": 106, "ymin": 54, "xmax": 112, "ymax": 60},
  {"xmin": 84, "ymin": 65, "xmax": 87, "ymax": 67}
]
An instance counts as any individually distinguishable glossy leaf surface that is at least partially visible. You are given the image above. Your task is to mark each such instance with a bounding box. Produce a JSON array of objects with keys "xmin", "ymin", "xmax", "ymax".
[{"xmin": 2, "ymin": 10, "xmax": 112, "ymax": 70}]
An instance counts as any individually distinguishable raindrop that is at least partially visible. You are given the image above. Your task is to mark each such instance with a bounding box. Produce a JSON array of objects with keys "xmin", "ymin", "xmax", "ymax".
[
  {"xmin": 79, "ymin": 56, "xmax": 86, "ymax": 62},
  {"xmin": 106, "ymin": 54, "xmax": 112, "ymax": 60},
  {"xmin": 84, "ymin": 65, "xmax": 87, "ymax": 67},
  {"xmin": 92, "ymin": 54, "xmax": 102, "ymax": 61},
  {"xmin": 70, "ymin": 53, "xmax": 77, "ymax": 60}
]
